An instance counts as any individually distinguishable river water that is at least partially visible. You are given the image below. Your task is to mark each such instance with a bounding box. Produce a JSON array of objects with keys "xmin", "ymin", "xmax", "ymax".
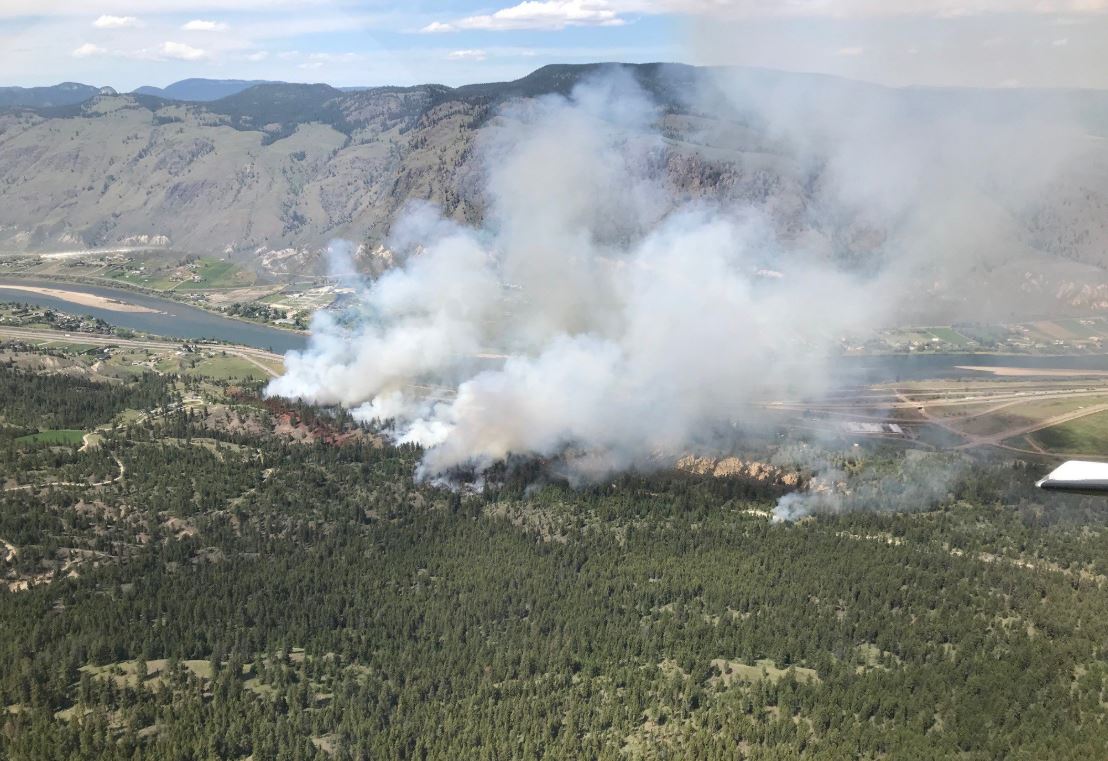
[
  {"xmin": 4, "ymin": 277, "xmax": 1108, "ymax": 382},
  {"xmin": 0, "ymin": 278, "xmax": 306, "ymax": 354},
  {"xmin": 834, "ymin": 352, "xmax": 1108, "ymax": 384}
]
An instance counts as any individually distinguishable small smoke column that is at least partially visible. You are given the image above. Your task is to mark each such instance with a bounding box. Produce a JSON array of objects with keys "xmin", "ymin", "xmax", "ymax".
[
  {"xmin": 266, "ymin": 64, "xmax": 1082, "ymax": 481},
  {"xmin": 772, "ymin": 451, "xmax": 968, "ymax": 522}
]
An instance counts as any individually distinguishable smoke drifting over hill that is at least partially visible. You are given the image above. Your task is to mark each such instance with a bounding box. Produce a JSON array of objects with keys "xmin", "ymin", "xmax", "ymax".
[{"xmin": 267, "ymin": 65, "xmax": 1090, "ymax": 479}]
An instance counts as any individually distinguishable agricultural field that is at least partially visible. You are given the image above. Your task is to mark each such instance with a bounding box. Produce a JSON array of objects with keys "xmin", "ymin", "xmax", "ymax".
[
  {"xmin": 14, "ymin": 428, "xmax": 84, "ymax": 445},
  {"xmin": 947, "ymin": 396, "xmax": 1108, "ymax": 438},
  {"xmin": 1030, "ymin": 410, "xmax": 1108, "ymax": 454},
  {"xmin": 925, "ymin": 327, "xmax": 972, "ymax": 347},
  {"xmin": 874, "ymin": 318, "xmax": 1108, "ymax": 354}
]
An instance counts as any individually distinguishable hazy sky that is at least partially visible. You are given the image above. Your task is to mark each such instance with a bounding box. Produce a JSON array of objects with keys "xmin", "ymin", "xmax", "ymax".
[{"xmin": 1, "ymin": 1, "xmax": 1106, "ymax": 91}]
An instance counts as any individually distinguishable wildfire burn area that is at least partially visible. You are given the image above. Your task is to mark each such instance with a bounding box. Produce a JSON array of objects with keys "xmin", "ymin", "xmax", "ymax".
[{"xmin": 2, "ymin": 351, "xmax": 1108, "ymax": 760}]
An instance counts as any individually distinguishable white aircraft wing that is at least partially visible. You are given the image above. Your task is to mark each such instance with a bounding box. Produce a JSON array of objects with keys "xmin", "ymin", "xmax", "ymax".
[{"xmin": 1037, "ymin": 460, "xmax": 1108, "ymax": 495}]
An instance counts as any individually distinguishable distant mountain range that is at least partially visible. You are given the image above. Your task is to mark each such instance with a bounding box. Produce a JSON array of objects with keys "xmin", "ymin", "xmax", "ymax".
[
  {"xmin": 2, "ymin": 63, "xmax": 1108, "ymax": 318},
  {"xmin": 1, "ymin": 78, "xmax": 375, "ymax": 107},
  {"xmin": 0, "ymin": 82, "xmax": 111, "ymax": 108},
  {"xmin": 132, "ymin": 78, "xmax": 277, "ymax": 102},
  {"xmin": 0, "ymin": 79, "xmax": 279, "ymax": 107}
]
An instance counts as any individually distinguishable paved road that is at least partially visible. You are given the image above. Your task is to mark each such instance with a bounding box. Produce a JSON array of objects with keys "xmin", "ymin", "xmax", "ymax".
[{"xmin": 0, "ymin": 326, "xmax": 284, "ymax": 377}]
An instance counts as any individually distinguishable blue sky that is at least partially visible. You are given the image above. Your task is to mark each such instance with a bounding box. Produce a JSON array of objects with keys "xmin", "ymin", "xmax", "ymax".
[{"xmin": 1, "ymin": 1, "xmax": 1106, "ymax": 91}]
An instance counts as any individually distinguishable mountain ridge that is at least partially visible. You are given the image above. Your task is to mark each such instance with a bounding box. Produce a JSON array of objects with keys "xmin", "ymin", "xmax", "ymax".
[
  {"xmin": 1, "ymin": 62, "xmax": 1107, "ymax": 317},
  {"xmin": 132, "ymin": 78, "xmax": 278, "ymax": 102}
]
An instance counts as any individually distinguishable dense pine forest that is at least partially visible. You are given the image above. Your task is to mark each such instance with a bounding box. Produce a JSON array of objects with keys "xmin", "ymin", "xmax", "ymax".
[{"xmin": 2, "ymin": 352, "xmax": 1108, "ymax": 759}]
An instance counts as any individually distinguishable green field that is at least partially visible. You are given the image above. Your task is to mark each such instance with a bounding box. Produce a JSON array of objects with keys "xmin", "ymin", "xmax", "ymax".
[
  {"xmin": 927, "ymin": 327, "xmax": 971, "ymax": 346},
  {"xmin": 1030, "ymin": 410, "xmax": 1108, "ymax": 453},
  {"xmin": 181, "ymin": 258, "xmax": 252, "ymax": 289},
  {"xmin": 953, "ymin": 324, "xmax": 1011, "ymax": 345},
  {"xmin": 1057, "ymin": 318, "xmax": 1108, "ymax": 339},
  {"xmin": 15, "ymin": 428, "xmax": 84, "ymax": 445},
  {"xmin": 103, "ymin": 256, "xmax": 250, "ymax": 291},
  {"xmin": 102, "ymin": 266, "xmax": 178, "ymax": 290},
  {"xmin": 954, "ymin": 397, "xmax": 1108, "ymax": 438},
  {"xmin": 191, "ymin": 354, "xmax": 270, "ymax": 381}
]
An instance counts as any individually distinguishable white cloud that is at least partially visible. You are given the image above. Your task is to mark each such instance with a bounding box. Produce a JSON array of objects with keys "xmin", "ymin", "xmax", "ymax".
[
  {"xmin": 246, "ymin": 51, "xmax": 269, "ymax": 62},
  {"xmin": 159, "ymin": 41, "xmax": 207, "ymax": 61},
  {"xmin": 621, "ymin": 0, "xmax": 1108, "ymax": 19},
  {"xmin": 421, "ymin": 21, "xmax": 454, "ymax": 33},
  {"xmin": 448, "ymin": 49, "xmax": 489, "ymax": 61},
  {"xmin": 72, "ymin": 42, "xmax": 107, "ymax": 57},
  {"xmin": 1052, "ymin": 36, "xmax": 1070, "ymax": 45},
  {"xmin": 183, "ymin": 19, "xmax": 229, "ymax": 32},
  {"xmin": 835, "ymin": 46, "xmax": 865, "ymax": 56},
  {"xmin": 422, "ymin": 0, "xmax": 625, "ymax": 32},
  {"xmin": 92, "ymin": 14, "xmax": 139, "ymax": 29}
]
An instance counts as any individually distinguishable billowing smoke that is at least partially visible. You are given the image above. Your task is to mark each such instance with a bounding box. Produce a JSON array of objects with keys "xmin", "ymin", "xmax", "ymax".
[{"xmin": 266, "ymin": 64, "xmax": 1087, "ymax": 480}]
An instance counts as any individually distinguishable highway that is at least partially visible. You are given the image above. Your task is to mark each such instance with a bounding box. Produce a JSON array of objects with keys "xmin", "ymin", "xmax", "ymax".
[{"xmin": 0, "ymin": 325, "xmax": 284, "ymax": 377}]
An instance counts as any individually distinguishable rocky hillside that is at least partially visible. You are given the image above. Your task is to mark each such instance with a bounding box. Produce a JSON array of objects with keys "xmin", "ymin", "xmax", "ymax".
[{"xmin": 1, "ymin": 63, "xmax": 1107, "ymax": 296}]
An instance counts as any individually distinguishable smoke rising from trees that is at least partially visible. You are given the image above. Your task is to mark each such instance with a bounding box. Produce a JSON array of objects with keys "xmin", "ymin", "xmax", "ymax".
[{"xmin": 267, "ymin": 64, "xmax": 1088, "ymax": 481}]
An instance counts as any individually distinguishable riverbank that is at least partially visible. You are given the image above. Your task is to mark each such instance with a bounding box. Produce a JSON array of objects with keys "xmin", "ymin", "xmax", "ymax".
[
  {"xmin": 0, "ymin": 271, "xmax": 307, "ymax": 335},
  {"xmin": 0, "ymin": 284, "xmax": 161, "ymax": 314},
  {"xmin": 957, "ymin": 365, "xmax": 1108, "ymax": 378},
  {"xmin": 0, "ymin": 278, "xmax": 307, "ymax": 354}
]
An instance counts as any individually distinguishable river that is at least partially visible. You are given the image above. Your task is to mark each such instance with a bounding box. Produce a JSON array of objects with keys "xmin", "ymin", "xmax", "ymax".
[
  {"xmin": 3, "ymin": 277, "xmax": 1108, "ymax": 382},
  {"xmin": 835, "ymin": 352, "xmax": 1108, "ymax": 384},
  {"xmin": 0, "ymin": 278, "xmax": 307, "ymax": 354}
]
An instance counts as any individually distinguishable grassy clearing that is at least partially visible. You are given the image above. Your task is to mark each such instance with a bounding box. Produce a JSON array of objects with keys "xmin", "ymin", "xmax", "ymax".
[
  {"xmin": 1057, "ymin": 318, "xmax": 1108, "ymax": 339},
  {"xmin": 1030, "ymin": 320, "xmax": 1079, "ymax": 341},
  {"xmin": 243, "ymin": 677, "xmax": 278, "ymax": 697},
  {"xmin": 102, "ymin": 256, "xmax": 250, "ymax": 291},
  {"xmin": 1031, "ymin": 410, "xmax": 1108, "ymax": 453},
  {"xmin": 190, "ymin": 354, "xmax": 270, "ymax": 381},
  {"xmin": 115, "ymin": 349, "xmax": 272, "ymax": 381},
  {"xmin": 854, "ymin": 643, "xmax": 903, "ymax": 673},
  {"xmin": 36, "ymin": 341, "xmax": 102, "ymax": 353},
  {"xmin": 15, "ymin": 429, "xmax": 84, "ymax": 445},
  {"xmin": 158, "ymin": 437, "xmax": 252, "ymax": 455},
  {"xmin": 98, "ymin": 350, "xmax": 157, "ymax": 378},
  {"xmin": 79, "ymin": 659, "xmax": 215, "ymax": 691},
  {"xmin": 103, "ymin": 267, "xmax": 178, "ymax": 291},
  {"xmin": 186, "ymin": 258, "xmax": 252, "ymax": 289},
  {"xmin": 710, "ymin": 658, "xmax": 820, "ymax": 687},
  {"xmin": 927, "ymin": 327, "xmax": 971, "ymax": 346},
  {"xmin": 883, "ymin": 329, "xmax": 937, "ymax": 347},
  {"xmin": 114, "ymin": 409, "xmax": 147, "ymax": 425},
  {"xmin": 951, "ymin": 397, "xmax": 1108, "ymax": 438}
]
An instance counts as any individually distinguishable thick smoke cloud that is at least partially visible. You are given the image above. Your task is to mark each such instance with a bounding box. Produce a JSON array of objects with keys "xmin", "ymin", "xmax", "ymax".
[
  {"xmin": 266, "ymin": 64, "xmax": 1085, "ymax": 479},
  {"xmin": 694, "ymin": 66, "xmax": 1094, "ymax": 319}
]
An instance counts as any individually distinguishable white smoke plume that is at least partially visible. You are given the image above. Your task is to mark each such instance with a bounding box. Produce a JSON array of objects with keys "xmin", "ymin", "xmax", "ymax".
[
  {"xmin": 772, "ymin": 450, "xmax": 967, "ymax": 522},
  {"xmin": 266, "ymin": 64, "xmax": 1088, "ymax": 479}
]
